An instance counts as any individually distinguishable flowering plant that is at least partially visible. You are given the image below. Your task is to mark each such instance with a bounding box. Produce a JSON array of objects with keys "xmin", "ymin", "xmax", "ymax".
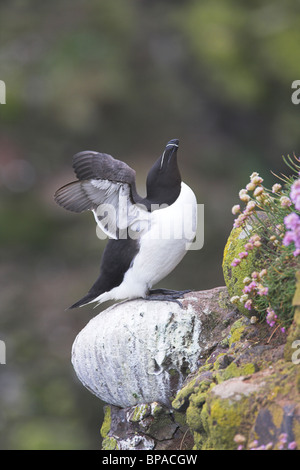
[{"xmin": 230, "ymin": 155, "xmax": 300, "ymax": 332}]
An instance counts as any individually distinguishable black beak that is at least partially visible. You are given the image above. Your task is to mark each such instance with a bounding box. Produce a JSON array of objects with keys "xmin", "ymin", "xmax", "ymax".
[
  {"xmin": 160, "ymin": 139, "xmax": 179, "ymax": 168},
  {"xmin": 167, "ymin": 139, "xmax": 179, "ymax": 147}
]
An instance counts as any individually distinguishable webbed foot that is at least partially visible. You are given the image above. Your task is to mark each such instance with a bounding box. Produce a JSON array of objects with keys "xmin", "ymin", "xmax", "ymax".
[{"xmin": 145, "ymin": 288, "xmax": 191, "ymax": 307}]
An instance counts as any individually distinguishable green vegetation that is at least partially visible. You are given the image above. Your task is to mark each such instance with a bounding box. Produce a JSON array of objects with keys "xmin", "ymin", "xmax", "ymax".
[{"xmin": 224, "ymin": 156, "xmax": 300, "ymax": 329}]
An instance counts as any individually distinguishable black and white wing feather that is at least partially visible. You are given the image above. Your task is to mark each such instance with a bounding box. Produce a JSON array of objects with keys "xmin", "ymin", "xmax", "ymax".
[{"xmin": 54, "ymin": 151, "xmax": 149, "ymax": 239}]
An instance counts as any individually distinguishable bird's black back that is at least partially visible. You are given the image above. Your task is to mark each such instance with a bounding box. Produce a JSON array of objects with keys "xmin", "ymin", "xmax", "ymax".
[{"xmin": 69, "ymin": 237, "xmax": 139, "ymax": 308}]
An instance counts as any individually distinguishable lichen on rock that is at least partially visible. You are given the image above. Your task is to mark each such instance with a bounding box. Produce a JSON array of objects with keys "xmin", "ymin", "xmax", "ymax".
[
  {"xmin": 72, "ymin": 298, "xmax": 204, "ymax": 408},
  {"xmin": 75, "ymin": 280, "xmax": 300, "ymax": 451},
  {"xmin": 101, "ymin": 401, "xmax": 192, "ymax": 451},
  {"xmin": 222, "ymin": 220, "xmax": 266, "ymax": 317},
  {"xmin": 172, "ymin": 282, "xmax": 300, "ymax": 450},
  {"xmin": 95, "ymin": 287, "xmax": 240, "ymax": 450}
]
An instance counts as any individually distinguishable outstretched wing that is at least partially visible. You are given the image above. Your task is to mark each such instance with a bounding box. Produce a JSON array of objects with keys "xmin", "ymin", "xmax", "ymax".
[{"xmin": 54, "ymin": 151, "xmax": 149, "ymax": 239}]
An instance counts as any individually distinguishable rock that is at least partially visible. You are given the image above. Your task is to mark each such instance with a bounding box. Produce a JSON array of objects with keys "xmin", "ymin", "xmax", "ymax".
[
  {"xmin": 71, "ymin": 287, "xmax": 238, "ymax": 408},
  {"xmin": 211, "ymin": 375, "xmax": 264, "ymax": 400},
  {"xmin": 100, "ymin": 402, "xmax": 193, "ymax": 451},
  {"xmin": 73, "ymin": 282, "xmax": 300, "ymax": 450},
  {"xmin": 172, "ymin": 286, "xmax": 300, "ymax": 450},
  {"xmin": 196, "ymin": 363, "xmax": 300, "ymax": 450},
  {"xmin": 72, "ymin": 298, "xmax": 200, "ymax": 408}
]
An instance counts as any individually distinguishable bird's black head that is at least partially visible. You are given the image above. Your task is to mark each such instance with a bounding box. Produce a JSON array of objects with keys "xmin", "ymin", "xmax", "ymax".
[{"xmin": 146, "ymin": 139, "xmax": 181, "ymax": 207}]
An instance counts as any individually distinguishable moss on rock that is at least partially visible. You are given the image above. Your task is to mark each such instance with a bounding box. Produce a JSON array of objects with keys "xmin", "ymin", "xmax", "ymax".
[
  {"xmin": 216, "ymin": 362, "xmax": 256, "ymax": 383},
  {"xmin": 222, "ymin": 223, "xmax": 266, "ymax": 318},
  {"xmin": 172, "ymin": 376, "xmax": 198, "ymax": 412},
  {"xmin": 178, "ymin": 353, "xmax": 300, "ymax": 450},
  {"xmin": 100, "ymin": 406, "xmax": 111, "ymax": 439},
  {"xmin": 102, "ymin": 436, "xmax": 119, "ymax": 450},
  {"xmin": 98, "ymin": 279, "xmax": 300, "ymax": 450},
  {"xmin": 172, "ymin": 291, "xmax": 300, "ymax": 451},
  {"xmin": 129, "ymin": 404, "xmax": 150, "ymax": 422},
  {"xmin": 203, "ymin": 396, "xmax": 244, "ymax": 449},
  {"xmin": 228, "ymin": 318, "xmax": 247, "ymax": 346}
]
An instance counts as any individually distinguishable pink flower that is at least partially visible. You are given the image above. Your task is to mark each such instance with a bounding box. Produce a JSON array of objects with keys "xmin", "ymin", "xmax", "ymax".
[
  {"xmin": 283, "ymin": 231, "xmax": 294, "ymax": 246},
  {"xmin": 284, "ymin": 213, "xmax": 300, "ymax": 231},
  {"xmin": 233, "ymin": 214, "xmax": 247, "ymax": 228},
  {"xmin": 266, "ymin": 308, "xmax": 277, "ymax": 326},
  {"xmin": 257, "ymin": 285, "xmax": 268, "ymax": 296},
  {"xmin": 245, "ymin": 201, "xmax": 256, "ymax": 213},
  {"xmin": 243, "ymin": 285, "xmax": 251, "ymax": 294},
  {"xmin": 280, "ymin": 196, "xmax": 292, "ymax": 207},
  {"xmin": 239, "ymin": 189, "xmax": 250, "ymax": 202},
  {"xmin": 272, "ymin": 183, "xmax": 282, "ymax": 193},
  {"xmin": 259, "ymin": 269, "xmax": 267, "ymax": 277},
  {"xmin": 282, "ymin": 231, "xmax": 294, "ymax": 246},
  {"xmin": 283, "ymin": 215, "xmax": 300, "ymax": 256},
  {"xmin": 288, "ymin": 441, "xmax": 297, "ymax": 450},
  {"xmin": 290, "ymin": 179, "xmax": 300, "ymax": 210},
  {"xmin": 243, "ymin": 281, "xmax": 257, "ymax": 294},
  {"xmin": 231, "ymin": 204, "xmax": 241, "ymax": 215},
  {"xmin": 246, "ymin": 182, "xmax": 256, "ymax": 191},
  {"xmin": 244, "ymin": 299, "xmax": 253, "ymax": 310},
  {"xmin": 279, "ymin": 433, "xmax": 288, "ymax": 444},
  {"xmin": 244, "ymin": 242, "xmax": 253, "ymax": 251},
  {"xmin": 231, "ymin": 258, "xmax": 241, "ymax": 267},
  {"xmin": 238, "ymin": 251, "xmax": 248, "ymax": 259}
]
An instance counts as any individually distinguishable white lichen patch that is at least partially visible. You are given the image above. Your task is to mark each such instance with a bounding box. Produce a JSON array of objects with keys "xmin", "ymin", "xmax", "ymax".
[
  {"xmin": 211, "ymin": 376, "xmax": 264, "ymax": 401},
  {"xmin": 71, "ymin": 299, "xmax": 202, "ymax": 407}
]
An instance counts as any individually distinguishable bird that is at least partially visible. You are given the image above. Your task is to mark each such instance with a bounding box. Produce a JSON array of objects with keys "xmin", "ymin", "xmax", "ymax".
[{"xmin": 54, "ymin": 139, "xmax": 197, "ymax": 309}]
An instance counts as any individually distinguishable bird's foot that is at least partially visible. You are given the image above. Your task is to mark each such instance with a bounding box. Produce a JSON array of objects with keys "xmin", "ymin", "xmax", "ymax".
[
  {"xmin": 146, "ymin": 288, "xmax": 191, "ymax": 307},
  {"xmin": 150, "ymin": 288, "xmax": 191, "ymax": 296}
]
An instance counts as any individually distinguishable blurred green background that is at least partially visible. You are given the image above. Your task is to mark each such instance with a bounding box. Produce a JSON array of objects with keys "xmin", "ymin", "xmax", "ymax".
[{"xmin": 1, "ymin": 0, "xmax": 300, "ymax": 449}]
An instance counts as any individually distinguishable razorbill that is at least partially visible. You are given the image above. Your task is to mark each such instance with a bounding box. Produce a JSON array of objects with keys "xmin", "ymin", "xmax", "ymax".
[{"xmin": 54, "ymin": 139, "xmax": 197, "ymax": 308}]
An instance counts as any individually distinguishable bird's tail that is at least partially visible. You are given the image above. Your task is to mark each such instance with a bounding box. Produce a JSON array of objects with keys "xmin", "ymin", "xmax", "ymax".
[{"xmin": 69, "ymin": 291, "xmax": 97, "ymax": 309}]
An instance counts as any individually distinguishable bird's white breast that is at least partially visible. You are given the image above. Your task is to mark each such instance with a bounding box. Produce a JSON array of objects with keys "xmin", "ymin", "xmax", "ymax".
[{"xmin": 116, "ymin": 182, "xmax": 197, "ymax": 298}]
